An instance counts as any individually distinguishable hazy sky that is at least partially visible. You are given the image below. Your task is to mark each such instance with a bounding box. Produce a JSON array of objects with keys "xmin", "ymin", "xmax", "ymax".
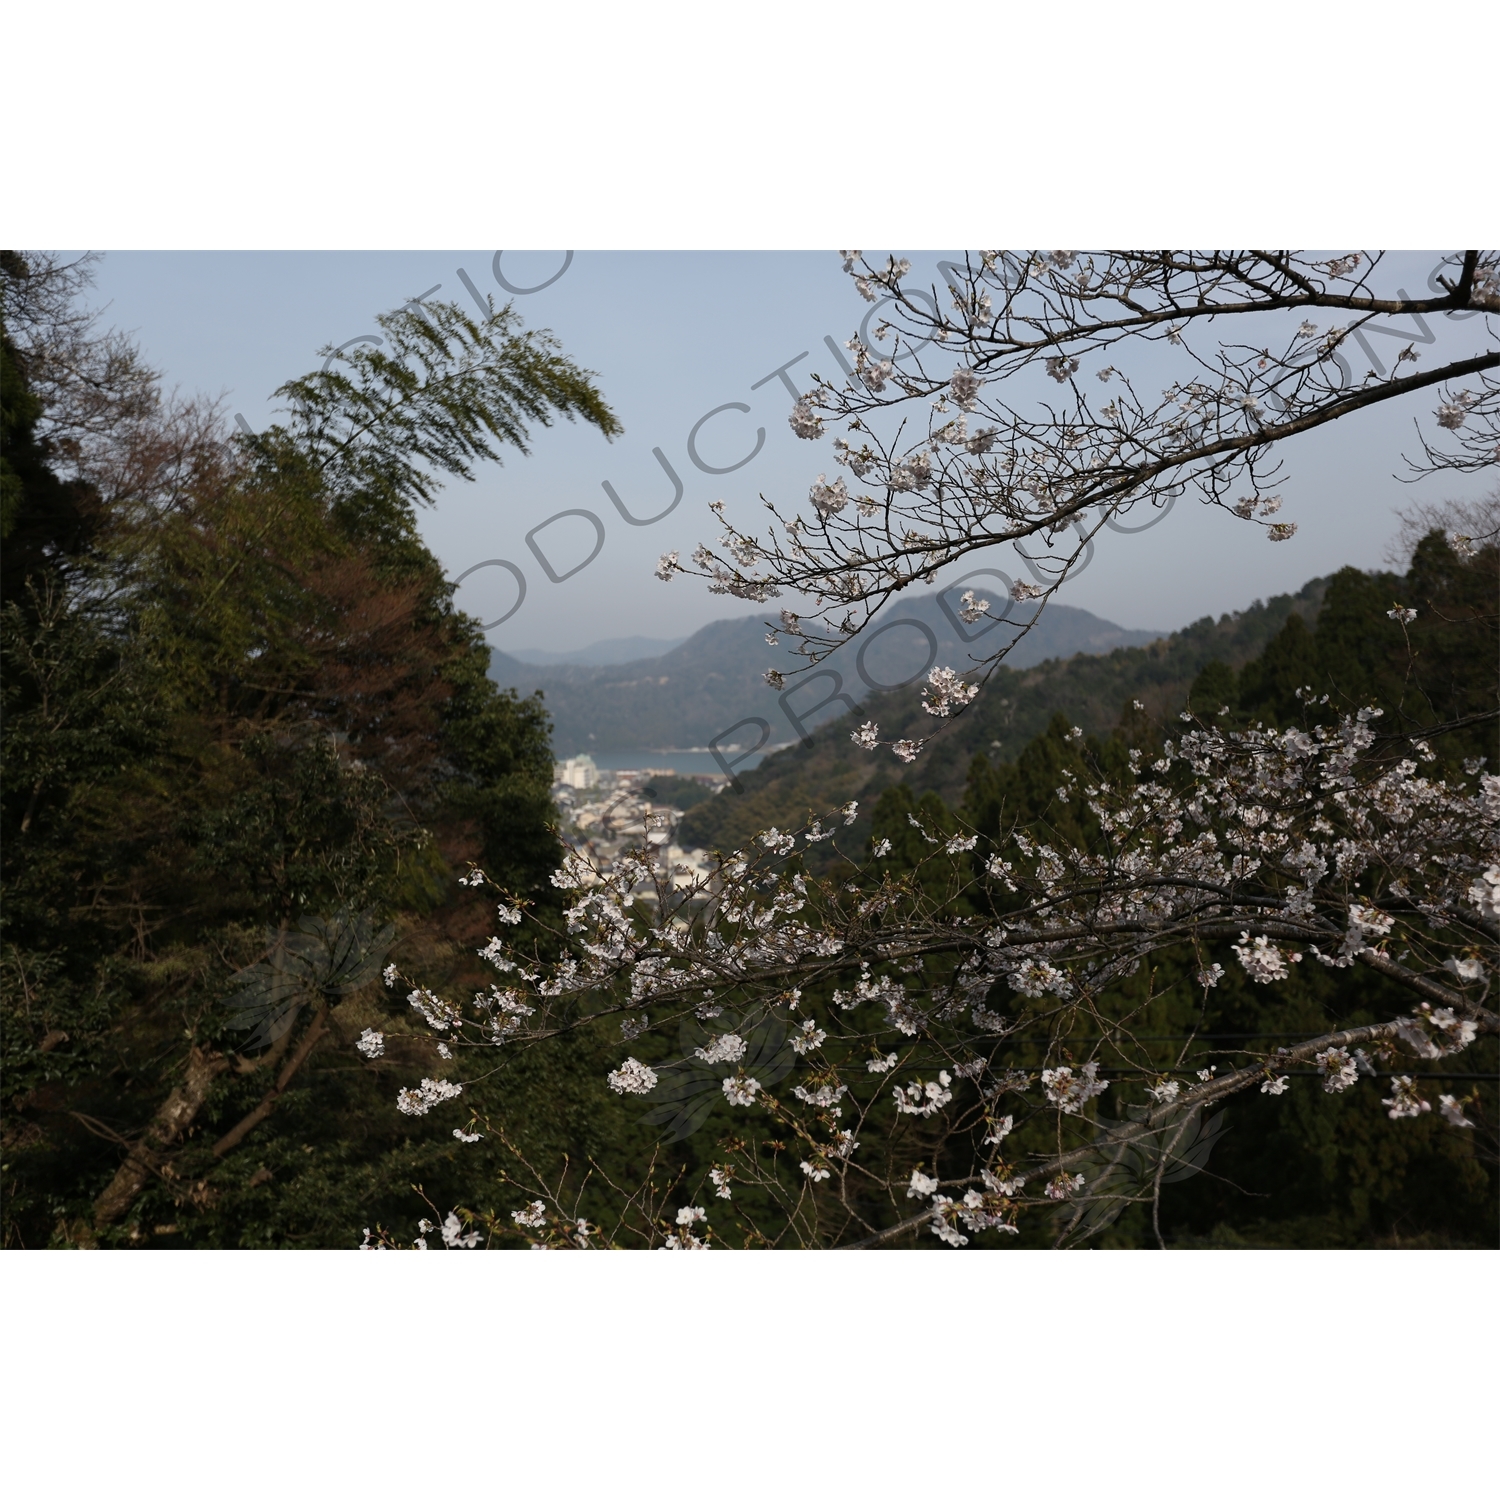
[{"xmin": 83, "ymin": 250, "xmax": 1492, "ymax": 653}]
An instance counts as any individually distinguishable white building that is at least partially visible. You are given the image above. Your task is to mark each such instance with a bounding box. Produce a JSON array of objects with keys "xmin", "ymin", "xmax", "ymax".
[{"xmin": 555, "ymin": 754, "xmax": 600, "ymax": 790}]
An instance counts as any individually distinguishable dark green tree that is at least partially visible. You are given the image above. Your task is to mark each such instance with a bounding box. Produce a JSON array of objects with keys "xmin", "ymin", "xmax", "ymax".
[{"xmin": 2, "ymin": 256, "xmax": 630, "ymax": 1248}]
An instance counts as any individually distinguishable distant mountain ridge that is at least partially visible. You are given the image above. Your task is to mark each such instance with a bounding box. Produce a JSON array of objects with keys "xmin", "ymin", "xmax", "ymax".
[{"xmin": 488, "ymin": 596, "xmax": 1166, "ymax": 755}]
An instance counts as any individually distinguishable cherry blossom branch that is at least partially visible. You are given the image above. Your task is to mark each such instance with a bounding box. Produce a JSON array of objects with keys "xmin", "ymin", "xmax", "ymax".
[
  {"xmin": 661, "ymin": 250, "xmax": 1499, "ymax": 689},
  {"xmin": 841, "ymin": 1015, "xmax": 1479, "ymax": 1251}
]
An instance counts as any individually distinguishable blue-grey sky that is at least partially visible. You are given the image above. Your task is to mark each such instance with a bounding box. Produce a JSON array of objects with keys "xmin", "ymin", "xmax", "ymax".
[{"xmin": 83, "ymin": 250, "xmax": 1493, "ymax": 653}]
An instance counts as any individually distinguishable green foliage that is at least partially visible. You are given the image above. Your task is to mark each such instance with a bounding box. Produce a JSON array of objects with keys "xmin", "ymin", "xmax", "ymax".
[
  {"xmin": 1, "ymin": 315, "xmax": 104, "ymax": 583},
  {"xmin": 641, "ymin": 774, "xmax": 716, "ymax": 812},
  {"xmin": 1229, "ymin": 544, "xmax": 1499, "ymax": 771},
  {"xmin": 944, "ymin": 540, "xmax": 1498, "ymax": 1249},
  {"xmin": 867, "ymin": 784, "xmax": 974, "ymax": 909},
  {"xmin": 1, "ymin": 281, "xmax": 627, "ymax": 1248},
  {"xmin": 271, "ymin": 299, "xmax": 620, "ymax": 568}
]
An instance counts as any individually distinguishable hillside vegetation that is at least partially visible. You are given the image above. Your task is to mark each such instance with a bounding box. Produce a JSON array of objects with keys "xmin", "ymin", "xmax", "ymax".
[
  {"xmin": 679, "ymin": 575, "xmax": 1328, "ymax": 858},
  {"xmin": 666, "ymin": 535, "xmax": 1498, "ymax": 1249}
]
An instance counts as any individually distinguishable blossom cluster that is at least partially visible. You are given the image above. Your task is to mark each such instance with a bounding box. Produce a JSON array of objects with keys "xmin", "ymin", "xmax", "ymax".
[{"xmin": 395, "ymin": 1077, "xmax": 463, "ymax": 1116}]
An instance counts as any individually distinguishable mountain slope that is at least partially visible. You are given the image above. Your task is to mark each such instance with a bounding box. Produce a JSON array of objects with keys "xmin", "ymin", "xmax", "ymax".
[{"xmin": 488, "ymin": 596, "xmax": 1165, "ymax": 755}]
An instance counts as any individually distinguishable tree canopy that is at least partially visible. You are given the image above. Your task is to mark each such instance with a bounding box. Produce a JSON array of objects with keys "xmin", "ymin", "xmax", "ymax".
[{"xmin": 1, "ymin": 252, "xmax": 636, "ymax": 1248}]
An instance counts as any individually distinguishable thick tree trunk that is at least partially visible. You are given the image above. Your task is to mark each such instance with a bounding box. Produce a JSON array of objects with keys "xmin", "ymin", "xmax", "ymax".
[
  {"xmin": 92, "ymin": 1046, "xmax": 229, "ymax": 1227},
  {"xmin": 87, "ymin": 1000, "xmax": 330, "ymax": 1234}
]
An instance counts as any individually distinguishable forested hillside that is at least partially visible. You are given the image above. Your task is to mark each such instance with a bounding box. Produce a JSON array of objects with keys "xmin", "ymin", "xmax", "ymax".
[
  {"xmin": 679, "ymin": 576, "xmax": 1327, "ymax": 858},
  {"xmin": 650, "ymin": 533, "xmax": 1499, "ymax": 1249},
  {"xmin": 0, "ymin": 254, "xmax": 649, "ymax": 1248},
  {"xmin": 938, "ymin": 533, "xmax": 1497, "ymax": 1247}
]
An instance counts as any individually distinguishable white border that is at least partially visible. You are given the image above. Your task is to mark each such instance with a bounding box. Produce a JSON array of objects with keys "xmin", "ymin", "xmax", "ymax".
[
  {"xmin": 4, "ymin": 1250, "xmax": 1496, "ymax": 1491},
  {"xmin": 8, "ymin": 2, "xmax": 1500, "ymax": 246}
]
